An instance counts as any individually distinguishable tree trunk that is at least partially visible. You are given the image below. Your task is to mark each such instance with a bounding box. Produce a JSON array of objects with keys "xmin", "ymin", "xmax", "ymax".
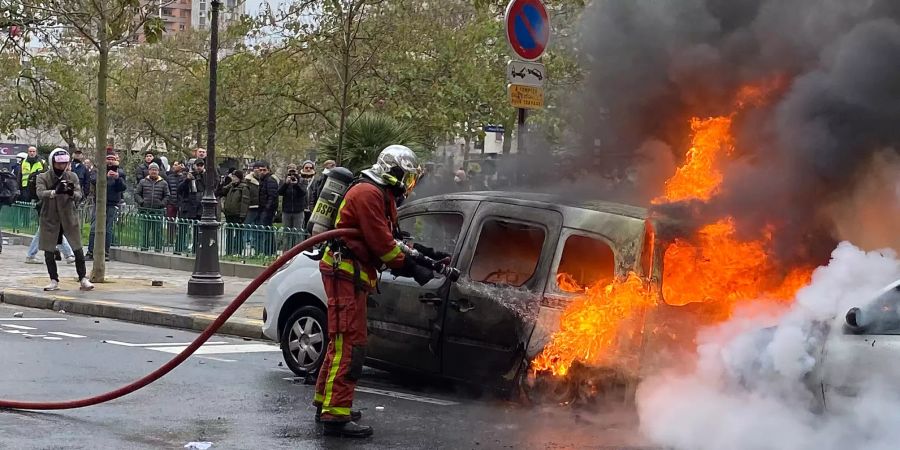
[
  {"xmin": 60, "ymin": 126, "xmax": 76, "ymax": 150},
  {"xmin": 90, "ymin": 40, "xmax": 110, "ymax": 283},
  {"xmin": 335, "ymin": 12, "xmax": 354, "ymax": 166}
]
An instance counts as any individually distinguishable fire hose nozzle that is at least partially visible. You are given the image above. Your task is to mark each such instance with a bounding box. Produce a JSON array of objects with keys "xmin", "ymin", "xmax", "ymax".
[
  {"xmin": 397, "ymin": 240, "xmax": 460, "ymax": 283},
  {"xmin": 435, "ymin": 264, "xmax": 461, "ymax": 283}
]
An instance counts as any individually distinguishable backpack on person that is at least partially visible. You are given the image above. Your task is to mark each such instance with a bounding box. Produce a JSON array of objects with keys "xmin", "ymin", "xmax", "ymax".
[
  {"xmin": 223, "ymin": 181, "xmax": 246, "ymax": 218},
  {"xmin": 0, "ymin": 169, "xmax": 19, "ymax": 205}
]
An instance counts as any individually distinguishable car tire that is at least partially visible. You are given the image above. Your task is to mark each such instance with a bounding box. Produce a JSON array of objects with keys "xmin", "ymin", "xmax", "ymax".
[{"xmin": 280, "ymin": 306, "xmax": 328, "ymax": 377}]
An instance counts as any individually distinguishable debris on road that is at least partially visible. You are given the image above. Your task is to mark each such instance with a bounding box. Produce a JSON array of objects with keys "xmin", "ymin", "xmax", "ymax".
[
  {"xmin": 152, "ymin": 280, "xmax": 164, "ymax": 287},
  {"xmin": 58, "ymin": 310, "xmax": 66, "ymax": 314},
  {"xmin": 184, "ymin": 442, "xmax": 213, "ymax": 450},
  {"xmin": 12, "ymin": 312, "xmax": 23, "ymax": 318},
  {"xmin": 375, "ymin": 406, "xmax": 385, "ymax": 411}
]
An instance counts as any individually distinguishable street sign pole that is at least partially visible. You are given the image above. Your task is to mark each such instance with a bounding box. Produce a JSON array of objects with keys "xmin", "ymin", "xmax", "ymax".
[
  {"xmin": 517, "ymin": 108, "xmax": 527, "ymax": 184},
  {"xmin": 505, "ymin": 0, "xmax": 549, "ymax": 186}
]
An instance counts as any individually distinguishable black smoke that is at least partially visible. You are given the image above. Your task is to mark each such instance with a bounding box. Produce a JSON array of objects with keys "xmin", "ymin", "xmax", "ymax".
[{"xmin": 569, "ymin": 0, "xmax": 900, "ymax": 262}]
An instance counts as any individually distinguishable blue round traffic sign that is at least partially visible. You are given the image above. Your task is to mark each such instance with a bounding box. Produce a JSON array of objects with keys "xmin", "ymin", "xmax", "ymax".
[{"xmin": 505, "ymin": 0, "xmax": 550, "ymax": 61}]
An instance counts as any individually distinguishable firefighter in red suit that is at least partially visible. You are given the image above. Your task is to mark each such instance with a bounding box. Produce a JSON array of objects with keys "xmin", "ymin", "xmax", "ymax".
[{"xmin": 314, "ymin": 145, "xmax": 436, "ymax": 437}]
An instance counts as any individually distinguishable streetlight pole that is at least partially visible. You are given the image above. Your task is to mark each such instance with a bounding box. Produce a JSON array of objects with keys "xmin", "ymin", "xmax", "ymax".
[{"xmin": 188, "ymin": 0, "xmax": 224, "ymax": 296}]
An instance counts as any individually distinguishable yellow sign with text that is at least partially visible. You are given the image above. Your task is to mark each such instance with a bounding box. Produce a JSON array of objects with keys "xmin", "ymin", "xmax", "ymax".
[{"xmin": 508, "ymin": 84, "xmax": 544, "ymax": 109}]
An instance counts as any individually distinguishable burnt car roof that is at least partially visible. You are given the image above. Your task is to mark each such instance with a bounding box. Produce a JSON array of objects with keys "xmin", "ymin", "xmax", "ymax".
[{"xmin": 409, "ymin": 191, "xmax": 650, "ymax": 220}]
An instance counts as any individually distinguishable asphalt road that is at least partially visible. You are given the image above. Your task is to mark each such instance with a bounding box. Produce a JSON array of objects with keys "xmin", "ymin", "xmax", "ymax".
[{"xmin": 0, "ymin": 305, "xmax": 653, "ymax": 449}]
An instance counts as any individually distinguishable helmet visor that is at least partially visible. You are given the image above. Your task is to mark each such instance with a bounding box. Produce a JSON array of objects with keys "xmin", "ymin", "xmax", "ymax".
[{"xmin": 404, "ymin": 169, "xmax": 421, "ymax": 194}]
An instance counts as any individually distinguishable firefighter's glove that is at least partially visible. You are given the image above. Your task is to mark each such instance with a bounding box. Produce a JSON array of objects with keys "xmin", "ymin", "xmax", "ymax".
[
  {"xmin": 411, "ymin": 264, "xmax": 435, "ymax": 287},
  {"xmin": 413, "ymin": 243, "xmax": 451, "ymax": 262},
  {"xmin": 392, "ymin": 257, "xmax": 435, "ymax": 286}
]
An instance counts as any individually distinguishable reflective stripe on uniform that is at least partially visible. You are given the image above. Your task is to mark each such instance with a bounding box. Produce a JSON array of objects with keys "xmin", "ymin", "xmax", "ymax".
[
  {"xmin": 379, "ymin": 245, "xmax": 402, "ymax": 263},
  {"xmin": 321, "ymin": 251, "xmax": 376, "ymax": 288},
  {"xmin": 333, "ymin": 199, "xmax": 348, "ymax": 227},
  {"xmin": 321, "ymin": 406, "xmax": 351, "ymax": 416},
  {"xmin": 322, "ymin": 333, "xmax": 344, "ymax": 412},
  {"xmin": 314, "ymin": 392, "xmax": 324, "ymax": 404}
]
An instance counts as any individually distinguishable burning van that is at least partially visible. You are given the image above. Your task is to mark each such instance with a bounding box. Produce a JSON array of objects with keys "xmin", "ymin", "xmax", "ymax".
[{"xmin": 264, "ymin": 190, "xmax": 755, "ymax": 393}]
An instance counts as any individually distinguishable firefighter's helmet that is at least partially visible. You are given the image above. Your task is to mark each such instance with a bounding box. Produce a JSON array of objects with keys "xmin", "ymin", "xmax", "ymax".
[{"xmin": 362, "ymin": 145, "xmax": 421, "ymax": 194}]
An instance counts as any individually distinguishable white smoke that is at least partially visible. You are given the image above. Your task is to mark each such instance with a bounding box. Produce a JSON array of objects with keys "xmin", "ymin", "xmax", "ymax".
[{"xmin": 637, "ymin": 242, "xmax": 900, "ymax": 450}]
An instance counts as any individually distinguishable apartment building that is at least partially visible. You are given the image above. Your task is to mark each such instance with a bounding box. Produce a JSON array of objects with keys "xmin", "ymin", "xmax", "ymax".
[
  {"xmin": 158, "ymin": 0, "xmax": 194, "ymax": 34},
  {"xmin": 192, "ymin": 0, "xmax": 246, "ymax": 30}
]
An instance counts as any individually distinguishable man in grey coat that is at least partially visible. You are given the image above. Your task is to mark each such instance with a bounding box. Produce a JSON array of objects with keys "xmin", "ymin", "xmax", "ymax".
[
  {"xmin": 135, "ymin": 162, "xmax": 169, "ymax": 252},
  {"xmin": 36, "ymin": 149, "xmax": 93, "ymax": 292}
]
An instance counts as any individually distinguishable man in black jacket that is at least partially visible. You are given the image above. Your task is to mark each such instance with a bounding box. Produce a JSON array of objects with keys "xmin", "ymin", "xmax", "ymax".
[
  {"xmin": 135, "ymin": 151, "xmax": 155, "ymax": 183},
  {"xmin": 279, "ymin": 164, "xmax": 306, "ymax": 230},
  {"xmin": 245, "ymin": 161, "xmax": 278, "ymax": 255},
  {"xmin": 247, "ymin": 160, "xmax": 278, "ymax": 226},
  {"xmin": 278, "ymin": 164, "xmax": 306, "ymax": 251},
  {"xmin": 175, "ymin": 160, "xmax": 206, "ymax": 254},
  {"xmin": 86, "ymin": 152, "xmax": 127, "ymax": 261}
]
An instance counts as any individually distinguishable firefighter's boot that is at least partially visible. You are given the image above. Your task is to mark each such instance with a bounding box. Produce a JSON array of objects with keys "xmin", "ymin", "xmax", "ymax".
[
  {"xmin": 322, "ymin": 420, "xmax": 373, "ymax": 438},
  {"xmin": 315, "ymin": 406, "xmax": 362, "ymax": 423}
]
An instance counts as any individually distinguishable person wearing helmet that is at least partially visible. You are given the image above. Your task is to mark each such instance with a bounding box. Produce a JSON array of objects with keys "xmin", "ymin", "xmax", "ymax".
[
  {"xmin": 36, "ymin": 149, "xmax": 93, "ymax": 291},
  {"xmin": 313, "ymin": 145, "xmax": 435, "ymax": 437}
]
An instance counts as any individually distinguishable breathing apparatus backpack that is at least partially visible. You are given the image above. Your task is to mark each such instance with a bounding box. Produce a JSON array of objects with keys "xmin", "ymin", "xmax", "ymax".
[{"xmin": 307, "ymin": 167, "xmax": 356, "ymax": 236}]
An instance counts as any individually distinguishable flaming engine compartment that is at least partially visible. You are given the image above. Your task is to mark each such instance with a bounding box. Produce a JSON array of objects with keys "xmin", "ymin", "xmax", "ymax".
[{"xmin": 524, "ymin": 80, "xmax": 825, "ymax": 404}]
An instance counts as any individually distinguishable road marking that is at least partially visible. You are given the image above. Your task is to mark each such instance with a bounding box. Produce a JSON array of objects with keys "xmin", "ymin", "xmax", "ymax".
[
  {"xmin": 0, "ymin": 318, "xmax": 66, "ymax": 321},
  {"xmin": 198, "ymin": 356, "xmax": 238, "ymax": 363},
  {"xmin": 104, "ymin": 340, "xmax": 229, "ymax": 347},
  {"xmin": 281, "ymin": 378, "xmax": 460, "ymax": 406},
  {"xmin": 0, "ymin": 324, "xmax": 37, "ymax": 330},
  {"xmin": 43, "ymin": 337, "xmax": 63, "ymax": 341},
  {"xmin": 2, "ymin": 329, "xmax": 26, "ymax": 334},
  {"xmin": 147, "ymin": 344, "xmax": 279, "ymax": 355},
  {"xmin": 22, "ymin": 334, "xmax": 47, "ymax": 338},
  {"xmin": 47, "ymin": 332, "xmax": 86, "ymax": 338},
  {"xmin": 354, "ymin": 387, "xmax": 459, "ymax": 406}
]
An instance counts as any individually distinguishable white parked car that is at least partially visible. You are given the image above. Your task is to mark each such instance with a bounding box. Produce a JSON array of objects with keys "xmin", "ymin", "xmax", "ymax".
[{"xmin": 814, "ymin": 278, "xmax": 900, "ymax": 410}]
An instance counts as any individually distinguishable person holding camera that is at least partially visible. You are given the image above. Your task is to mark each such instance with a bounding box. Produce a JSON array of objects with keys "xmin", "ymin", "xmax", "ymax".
[
  {"xmin": 279, "ymin": 164, "xmax": 307, "ymax": 230},
  {"xmin": 175, "ymin": 159, "xmax": 206, "ymax": 253},
  {"xmin": 36, "ymin": 149, "xmax": 93, "ymax": 292},
  {"xmin": 278, "ymin": 164, "xmax": 307, "ymax": 251},
  {"xmin": 86, "ymin": 151, "xmax": 127, "ymax": 261}
]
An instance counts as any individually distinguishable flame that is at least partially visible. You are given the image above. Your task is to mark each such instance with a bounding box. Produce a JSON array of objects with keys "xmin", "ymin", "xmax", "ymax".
[
  {"xmin": 661, "ymin": 218, "xmax": 811, "ymax": 320},
  {"xmin": 654, "ymin": 116, "xmax": 734, "ymax": 203},
  {"xmin": 531, "ymin": 273, "xmax": 655, "ymax": 376},
  {"xmin": 532, "ymin": 78, "xmax": 813, "ymax": 378}
]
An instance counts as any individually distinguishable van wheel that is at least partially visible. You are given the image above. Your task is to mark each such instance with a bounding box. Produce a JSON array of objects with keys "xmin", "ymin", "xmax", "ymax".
[{"xmin": 280, "ymin": 306, "xmax": 328, "ymax": 377}]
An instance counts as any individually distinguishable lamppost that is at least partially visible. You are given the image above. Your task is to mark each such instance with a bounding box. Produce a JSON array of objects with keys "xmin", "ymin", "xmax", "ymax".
[{"xmin": 188, "ymin": 0, "xmax": 224, "ymax": 296}]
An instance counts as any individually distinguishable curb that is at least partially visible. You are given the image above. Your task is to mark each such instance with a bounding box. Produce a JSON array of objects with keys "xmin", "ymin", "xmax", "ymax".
[{"xmin": 0, "ymin": 289, "xmax": 265, "ymax": 340}]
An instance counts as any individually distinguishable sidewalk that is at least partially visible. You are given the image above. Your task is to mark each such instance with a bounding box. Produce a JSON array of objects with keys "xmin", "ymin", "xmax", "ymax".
[{"xmin": 0, "ymin": 242, "xmax": 268, "ymax": 339}]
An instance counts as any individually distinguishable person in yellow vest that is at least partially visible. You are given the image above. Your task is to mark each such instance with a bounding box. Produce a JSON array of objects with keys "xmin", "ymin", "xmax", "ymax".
[{"xmin": 19, "ymin": 146, "xmax": 45, "ymax": 202}]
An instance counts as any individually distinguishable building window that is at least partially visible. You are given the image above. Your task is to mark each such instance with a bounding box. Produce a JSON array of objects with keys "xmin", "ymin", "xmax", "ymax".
[
  {"xmin": 161, "ymin": 7, "xmax": 173, "ymax": 16},
  {"xmin": 179, "ymin": 24, "xmax": 185, "ymax": 31},
  {"xmin": 199, "ymin": 17, "xmax": 206, "ymax": 26}
]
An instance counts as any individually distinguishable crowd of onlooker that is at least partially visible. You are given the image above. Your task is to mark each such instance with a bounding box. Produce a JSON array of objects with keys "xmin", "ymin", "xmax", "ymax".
[
  {"xmin": 3, "ymin": 146, "xmax": 341, "ymax": 259},
  {"xmin": 3, "ymin": 144, "xmax": 516, "ymax": 260}
]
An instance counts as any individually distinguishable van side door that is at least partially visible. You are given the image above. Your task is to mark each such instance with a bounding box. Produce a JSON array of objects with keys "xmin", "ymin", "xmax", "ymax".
[
  {"xmin": 441, "ymin": 202, "xmax": 562, "ymax": 385},
  {"xmin": 366, "ymin": 200, "xmax": 477, "ymax": 374}
]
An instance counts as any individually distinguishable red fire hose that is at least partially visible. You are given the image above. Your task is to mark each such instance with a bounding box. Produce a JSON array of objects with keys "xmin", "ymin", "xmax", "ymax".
[{"xmin": 0, "ymin": 228, "xmax": 361, "ymax": 410}]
